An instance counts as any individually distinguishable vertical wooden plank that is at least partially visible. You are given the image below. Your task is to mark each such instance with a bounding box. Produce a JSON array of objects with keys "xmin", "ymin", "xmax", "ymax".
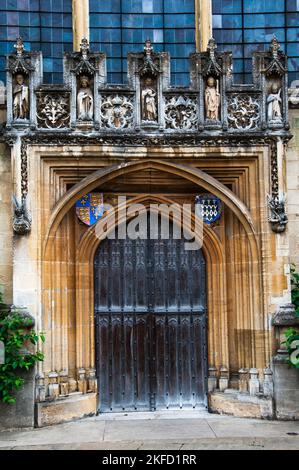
[{"xmin": 111, "ymin": 314, "xmax": 122, "ymax": 410}]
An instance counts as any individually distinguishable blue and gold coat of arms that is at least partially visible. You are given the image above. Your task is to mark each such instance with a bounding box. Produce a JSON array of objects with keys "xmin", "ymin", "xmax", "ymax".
[{"xmin": 76, "ymin": 193, "xmax": 104, "ymax": 226}]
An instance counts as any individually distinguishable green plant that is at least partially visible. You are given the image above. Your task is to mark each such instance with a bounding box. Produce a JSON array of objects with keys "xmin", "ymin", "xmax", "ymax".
[
  {"xmin": 0, "ymin": 289, "xmax": 45, "ymax": 404},
  {"xmin": 290, "ymin": 264, "xmax": 299, "ymax": 317},
  {"xmin": 282, "ymin": 327, "xmax": 299, "ymax": 369}
]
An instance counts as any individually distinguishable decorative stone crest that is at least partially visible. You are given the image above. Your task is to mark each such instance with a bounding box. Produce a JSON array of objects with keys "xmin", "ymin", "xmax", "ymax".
[
  {"xmin": 227, "ymin": 95, "xmax": 260, "ymax": 130},
  {"xmin": 195, "ymin": 194, "xmax": 222, "ymax": 224},
  {"xmin": 164, "ymin": 95, "xmax": 198, "ymax": 130},
  {"xmin": 37, "ymin": 92, "xmax": 70, "ymax": 128},
  {"xmin": 100, "ymin": 94, "xmax": 134, "ymax": 129}
]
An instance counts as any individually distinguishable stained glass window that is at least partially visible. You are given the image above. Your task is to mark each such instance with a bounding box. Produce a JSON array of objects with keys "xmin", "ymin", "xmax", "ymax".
[
  {"xmin": 212, "ymin": 0, "xmax": 299, "ymax": 85},
  {"xmin": 89, "ymin": 0, "xmax": 196, "ymax": 86},
  {"xmin": 0, "ymin": 0, "xmax": 73, "ymax": 84}
]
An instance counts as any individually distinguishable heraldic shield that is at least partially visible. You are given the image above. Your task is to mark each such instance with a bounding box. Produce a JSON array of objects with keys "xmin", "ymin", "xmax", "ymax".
[
  {"xmin": 195, "ymin": 193, "xmax": 222, "ymax": 225},
  {"xmin": 76, "ymin": 193, "xmax": 104, "ymax": 226}
]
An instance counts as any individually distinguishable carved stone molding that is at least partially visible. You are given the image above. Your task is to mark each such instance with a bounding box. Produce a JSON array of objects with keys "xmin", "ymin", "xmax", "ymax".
[
  {"xmin": 268, "ymin": 140, "xmax": 288, "ymax": 233},
  {"xmin": 227, "ymin": 95, "xmax": 260, "ymax": 130},
  {"xmin": 36, "ymin": 91, "xmax": 70, "ymax": 129},
  {"xmin": 100, "ymin": 94, "xmax": 134, "ymax": 129},
  {"xmin": 164, "ymin": 95, "xmax": 198, "ymax": 130}
]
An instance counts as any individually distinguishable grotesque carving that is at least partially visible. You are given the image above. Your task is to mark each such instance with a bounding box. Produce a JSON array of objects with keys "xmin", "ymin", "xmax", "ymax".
[
  {"xmin": 100, "ymin": 94, "xmax": 134, "ymax": 129},
  {"xmin": 268, "ymin": 194, "xmax": 288, "ymax": 233},
  {"xmin": 205, "ymin": 77, "xmax": 220, "ymax": 121},
  {"xmin": 37, "ymin": 93, "xmax": 70, "ymax": 128},
  {"xmin": 227, "ymin": 95, "xmax": 260, "ymax": 130},
  {"xmin": 164, "ymin": 95, "xmax": 198, "ymax": 130},
  {"xmin": 12, "ymin": 195, "xmax": 31, "ymax": 234},
  {"xmin": 267, "ymin": 83, "xmax": 282, "ymax": 121},
  {"xmin": 13, "ymin": 73, "xmax": 29, "ymax": 120},
  {"xmin": 141, "ymin": 77, "xmax": 157, "ymax": 122},
  {"xmin": 77, "ymin": 76, "xmax": 93, "ymax": 120}
]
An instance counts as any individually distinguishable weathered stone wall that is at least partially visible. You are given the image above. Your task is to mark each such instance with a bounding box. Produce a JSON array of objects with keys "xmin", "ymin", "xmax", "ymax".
[{"xmin": 287, "ymin": 109, "xmax": 299, "ymax": 270}]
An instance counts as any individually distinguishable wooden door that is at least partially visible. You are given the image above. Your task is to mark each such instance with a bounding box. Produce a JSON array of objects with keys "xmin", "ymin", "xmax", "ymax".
[{"xmin": 94, "ymin": 218, "xmax": 207, "ymax": 412}]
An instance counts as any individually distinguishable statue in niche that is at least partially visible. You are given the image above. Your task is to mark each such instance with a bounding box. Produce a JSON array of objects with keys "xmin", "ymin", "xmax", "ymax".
[
  {"xmin": 77, "ymin": 75, "xmax": 93, "ymax": 120},
  {"xmin": 13, "ymin": 73, "xmax": 29, "ymax": 120},
  {"xmin": 141, "ymin": 77, "xmax": 157, "ymax": 122},
  {"xmin": 205, "ymin": 76, "xmax": 220, "ymax": 121},
  {"xmin": 267, "ymin": 83, "xmax": 282, "ymax": 121}
]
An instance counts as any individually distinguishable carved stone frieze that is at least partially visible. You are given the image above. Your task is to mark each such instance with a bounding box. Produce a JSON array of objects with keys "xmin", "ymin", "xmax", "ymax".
[
  {"xmin": 100, "ymin": 94, "xmax": 134, "ymax": 129},
  {"xmin": 164, "ymin": 95, "xmax": 198, "ymax": 130},
  {"xmin": 36, "ymin": 92, "xmax": 70, "ymax": 129},
  {"xmin": 227, "ymin": 95, "xmax": 260, "ymax": 130}
]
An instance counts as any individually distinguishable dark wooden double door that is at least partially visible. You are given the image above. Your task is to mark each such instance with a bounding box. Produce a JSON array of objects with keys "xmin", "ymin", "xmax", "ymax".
[{"xmin": 94, "ymin": 219, "xmax": 207, "ymax": 412}]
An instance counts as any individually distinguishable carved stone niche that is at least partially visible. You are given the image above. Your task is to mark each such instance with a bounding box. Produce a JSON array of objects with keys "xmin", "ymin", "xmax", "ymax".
[
  {"xmin": 64, "ymin": 37, "xmax": 106, "ymax": 130},
  {"xmin": 201, "ymin": 39, "xmax": 223, "ymax": 127},
  {"xmin": 128, "ymin": 39, "xmax": 165, "ymax": 130},
  {"xmin": 6, "ymin": 37, "xmax": 42, "ymax": 129},
  {"xmin": 263, "ymin": 36, "xmax": 288, "ymax": 130}
]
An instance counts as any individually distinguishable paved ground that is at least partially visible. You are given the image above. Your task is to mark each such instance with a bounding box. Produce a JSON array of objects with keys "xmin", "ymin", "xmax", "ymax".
[{"xmin": 0, "ymin": 410, "xmax": 298, "ymax": 450}]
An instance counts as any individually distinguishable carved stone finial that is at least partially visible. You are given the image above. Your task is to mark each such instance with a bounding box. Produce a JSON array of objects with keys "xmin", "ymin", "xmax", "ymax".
[
  {"xmin": 80, "ymin": 37, "xmax": 89, "ymax": 60},
  {"xmin": 270, "ymin": 35, "xmax": 280, "ymax": 58},
  {"xmin": 144, "ymin": 38, "xmax": 153, "ymax": 57},
  {"xmin": 71, "ymin": 38, "xmax": 95, "ymax": 76},
  {"xmin": 139, "ymin": 39, "xmax": 160, "ymax": 77},
  {"xmin": 203, "ymin": 38, "xmax": 222, "ymax": 77},
  {"xmin": 207, "ymin": 37, "xmax": 217, "ymax": 55},
  {"xmin": 12, "ymin": 195, "xmax": 31, "ymax": 234},
  {"xmin": 14, "ymin": 37, "xmax": 24, "ymax": 56}
]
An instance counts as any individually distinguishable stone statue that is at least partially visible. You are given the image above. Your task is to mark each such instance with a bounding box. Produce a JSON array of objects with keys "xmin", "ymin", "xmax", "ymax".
[
  {"xmin": 267, "ymin": 83, "xmax": 282, "ymax": 121},
  {"xmin": 77, "ymin": 75, "xmax": 93, "ymax": 120},
  {"xmin": 205, "ymin": 76, "xmax": 220, "ymax": 121},
  {"xmin": 13, "ymin": 73, "xmax": 29, "ymax": 120},
  {"xmin": 141, "ymin": 77, "xmax": 157, "ymax": 121}
]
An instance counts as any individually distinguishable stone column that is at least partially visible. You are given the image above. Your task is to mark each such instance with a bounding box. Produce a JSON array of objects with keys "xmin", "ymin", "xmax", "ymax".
[
  {"xmin": 72, "ymin": 0, "xmax": 89, "ymax": 51},
  {"xmin": 249, "ymin": 368, "xmax": 260, "ymax": 396},
  {"xmin": 78, "ymin": 368, "xmax": 87, "ymax": 394},
  {"xmin": 88, "ymin": 368, "xmax": 97, "ymax": 393},
  {"xmin": 48, "ymin": 371, "xmax": 59, "ymax": 400},
  {"xmin": 59, "ymin": 370, "xmax": 69, "ymax": 396},
  {"xmin": 208, "ymin": 366, "xmax": 218, "ymax": 392},
  {"xmin": 263, "ymin": 367, "xmax": 274, "ymax": 397},
  {"xmin": 35, "ymin": 372, "xmax": 46, "ymax": 402},
  {"xmin": 238, "ymin": 368, "xmax": 248, "ymax": 393},
  {"xmin": 219, "ymin": 366, "xmax": 229, "ymax": 392},
  {"xmin": 195, "ymin": 0, "xmax": 212, "ymax": 51}
]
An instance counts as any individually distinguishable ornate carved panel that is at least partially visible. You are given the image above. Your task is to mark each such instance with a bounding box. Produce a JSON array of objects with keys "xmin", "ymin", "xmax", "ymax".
[
  {"xmin": 164, "ymin": 95, "xmax": 198, "ymax": 130},
  {"xmin": 227, "ymin": 95, "xmax": 260, "ymax": 130},
  {"xmin": 36, "ymin": 91, "xmax": 70, "ymax": 129},
  {"xmin": 100, "ymin": 94, "xmax": 134, "ymax": 129}
]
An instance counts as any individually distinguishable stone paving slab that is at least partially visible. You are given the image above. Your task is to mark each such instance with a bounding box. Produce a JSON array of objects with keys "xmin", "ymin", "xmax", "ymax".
[{"xmin": 0, "ymin": 412, "xmax": 298, "ymax": 450}]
